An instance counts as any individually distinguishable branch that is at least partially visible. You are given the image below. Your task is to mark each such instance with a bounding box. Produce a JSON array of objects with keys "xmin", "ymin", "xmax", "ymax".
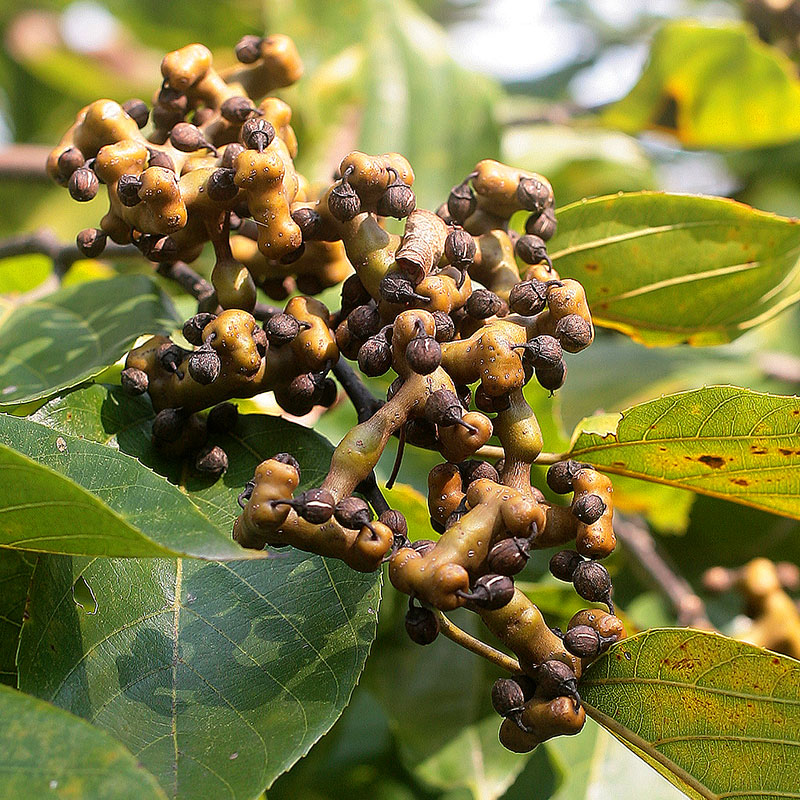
[
  {"xmin": 332, "ymin": 360, "xmax": 384, "ymax": 423},
  {"xmin": 433, "ymin": 609, "xmax": 522, "ymax": 673},
  {"xmin": 615, "ymin": 515, "xmax": 714, "ymax": 630},
  {"xmin": 475, "ymin": 444, "xmax": 563, "ymax": 465},
  {"xmin": 155, "ymin": 261, "xmax": 213, "ymax": 302},
  {"xmin": 0, "ymin": 144, "xmax": 51, "ymax": 182}
]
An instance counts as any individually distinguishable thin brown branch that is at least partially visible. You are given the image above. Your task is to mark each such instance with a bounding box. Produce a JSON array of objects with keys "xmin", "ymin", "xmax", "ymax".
[
  {"xmin": 155, "ymin": 261, "xmax": 213, "ymax": 302},
  {"xmin": 0, "ymin": 144, "xmax": 51, "ymax": 182},
  {"xmin": 615, "ymin": 515, "xmax": 714, "ymax": 630},
  {"xmin": 434, "ymin": 609, "xmax": 522, "ymax": 673}
]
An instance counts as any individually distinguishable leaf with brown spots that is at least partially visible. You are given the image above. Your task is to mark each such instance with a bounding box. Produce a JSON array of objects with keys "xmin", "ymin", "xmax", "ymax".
[
  {"xmin": 567, "ymin": 386, "xmax": 800, "ymax": 519},
  {"xmin": 580, "ymin": 629, "xmax": 800, "ymax": 800},
  {"xmin": 550, "ymin": 192, "xmax": 800, "ymax": 346}
]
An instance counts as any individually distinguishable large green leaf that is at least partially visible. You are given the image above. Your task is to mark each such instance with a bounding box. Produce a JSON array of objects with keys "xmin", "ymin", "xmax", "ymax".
[
  {"xmin": 567, "ymin": 386, "xmax": 800, "ymax": 520},
  {"xmin": 266, "ymin": 0, "xmax": 501, "ymax": 210},
  {"xmin": 550, "ymin": 193, "xmax": 800, "ymax": 346},
  {"xmin": 0, "ymin": 550, "xmax": 34, "ymax": 686},
  {"xmin": 17, "ymin": 552, "xmax": 379, "ymax": 800},
  {"xmin": 580, "ymin": 629, "xmax": 800, "ymax": 800},
  {"xmin": 2, "ymin": 384, "xmax": 338, "ymax": 559},
  {"xmin": 0, "ymin": 275, "xmax": 179, "ymax": 407},
  {"xmin": 0, "ymin": 683, "xmax": 167, "ymax": 800},
  {"xmin": 602, "ymin": 21, "xmax": 800, "ymax": 150}
]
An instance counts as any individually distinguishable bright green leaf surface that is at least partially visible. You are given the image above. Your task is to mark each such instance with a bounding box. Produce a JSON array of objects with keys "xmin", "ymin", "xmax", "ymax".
[
  {"xmin": 17, "ymin": 553, "xmax": 379, "ymax": 800},
  {"xmin": 550, "ymin": 193, "xmax": 800, "ymax": 346},
  {"xmin": 568, "ymin": 386, "xmax": 800, "ymax": 519},
  {"xmin": 603, "ymin": 22, "xmax": 800, "ymax": 149},
  {"xmin": 580, "ymin": 629, "xmax": 800, "ymax": 800},
  {"xmin": 0, "ymin": 683, "xmax": 167, "ymax": 800},
  {"xmin": 0, "ymin": 275, "xmax": 179, "ymax": 407},
  {"xmin": 0, "ymin": 550, "xmax": 34, "ymax": 686}
]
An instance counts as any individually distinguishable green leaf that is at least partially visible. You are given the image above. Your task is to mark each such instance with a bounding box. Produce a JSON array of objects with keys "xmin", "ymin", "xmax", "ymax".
[
  {"xmin": 550, "ymin": 193, "xmax": 800, "ymax": 346},
  {"xmin": 580, "ymin": 629, "xmax": 800, "ymax": 800},
  {"xmin": 567, "ymin": 386, "xmax": 800, "ymax": 520},
  {"xmin": 0, "ymin": 413, "xmax": 252, "ymax": 559},
  {"xmin": 0, "ymin": 550, "xmax": 34, "ymax": 686},
  {"xmin": 0, "ymin": 683, "xmax": 167, "ymax": 800},
  {"xmin": 1, "ymin": 383, "xmax": 339, "ymax": 558},
  {"xmin": 0, "ymin": 275, "xmax": 179, "ymax": 407},
  {"xmin": 17, "ymin": 552, "xmax": 380, "ymax": 800},
  {"xmin": 603, "ymin": 21, "xmax": 800, "ymax": 150}
]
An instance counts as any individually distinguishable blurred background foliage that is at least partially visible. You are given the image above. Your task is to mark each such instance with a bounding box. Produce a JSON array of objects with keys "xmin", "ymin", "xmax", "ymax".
[{"xmin": 2, "ymin": 0, "xmax": 800, "ymax": 798}]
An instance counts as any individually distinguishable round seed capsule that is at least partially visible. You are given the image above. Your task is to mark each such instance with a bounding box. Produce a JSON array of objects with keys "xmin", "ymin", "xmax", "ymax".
[
  {"xmin": 466, "ymin": 289, "xmax": 503, "ymax": 320},
  {"xmin": 491, "ymin": 677, "xmax": 526, "ymax": 718},
  {"xmin": 515, "ymin": 234, "xmax": 549, "ymax": 266},
  {"xmin": 572, "ymin": 561, "xmax": 612, "ymax": 604},
  {"xmin": 122, "ymin": 98, "xmax": 149, "ymax": 129},
  {"xmin": 328, "ymin": 180, "xmax": 361, "ymax": 221},
  {"xmin": 572, "ymin": 494, "xmax": 607, "ymax": 525},
  {"xmin": 235, "ymin": 35, "xmax": 263, "ymax": 64},
  {"xmin": 334, "ymin": 496, "xmax": 372, "ymax": 530},
  {"xmin": 241, "ymin": 118, "xmax": 275, "ymax": 151},
  {"xmin": 526, "ymin": 207, "xmax": 557, "ymax": 241},
  {"xmin": 549, "ymin": 550, "xmax": 583, "ymax": 582},
  {"xmin": 516, "ymin": 176, "xmax": 552, "ymax": 214},
  {"xmin": 555, "ymin": 314, "xmax": 593, "ymax": 353},
  {"xmin": 405, "ymin": 336, "xmax": 441, "ymax": 374},
  {"xmin": 546, "ymin": 460, "xmax": 586, "ymax": 494},
  {"xmin": 405, "ymin": 605, "xmax": 439, "ymax": 645},
  {"xmin": 68, "ymin": 168, "xmax": 99, "ymax": 202},
  {"xmin": 188, "ymin": 348, "xmax": 221, "ymax": 385},
  {"xmin": 195, "ymin": 445, "xmax": 229, "ymax": 477},
  {"xmin": 116, "ymin": 173, "xmax": 142, "ymax": 207},
  {"xmin": 509, "ymin": 280, "xmax": 548, "ymax": 316},
  {"xmin": 120, "ymin": 366, "xmax": 148, "ymax": 395},
  {"xmin": 563, "ymin": 625, "xmax": 601, "ymax": 659},
  {"xmin": 182, "ymin": 313, "xmax": 216, "ymax": 346},
  {"xmin": 76, "ymin": 228, "xmax": 107, "ymax": 259},
  {"xmin": 447, "ymin": 182, "xmax": 476, "ymax": 223}
]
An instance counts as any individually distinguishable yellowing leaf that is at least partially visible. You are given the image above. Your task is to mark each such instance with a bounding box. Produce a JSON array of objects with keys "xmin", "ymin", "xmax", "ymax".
[
  {"xmin": 550, "ymin": 193, "xmax": 800, "ymax": 346},
  {"xmin": 580, "ymin": 629, "xmax": 800, "ymax": 800},
  {"xmin": 568, "ymin": 386, "xmax": 800, "ymax": 520},
  {"xmin": 603, "ymin": 21, "xmax": 800, "ymax": 149}
]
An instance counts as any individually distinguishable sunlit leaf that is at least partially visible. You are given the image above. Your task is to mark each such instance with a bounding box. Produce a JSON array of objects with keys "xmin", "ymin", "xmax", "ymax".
[
  {"xmin": 603, "ymin": 21, "xmax": 800, "ymax": 149},
  {"xmin": 0, "ymin": 275, "xmax": 179, "ymax": 407},
  {"xmin": 580, "ymin": 629, "xmax": 800, "ymax": 800},
  {"xmin": 551, "ymin": 193, "xmax": 800, "ymax": 346},
  {"xmin": 567, "ymin": 386, "xmax": 800, "ymax": 520},
  {"xmin": 0, "ymin": 684, "xmax": 167, "ymax": 800}
]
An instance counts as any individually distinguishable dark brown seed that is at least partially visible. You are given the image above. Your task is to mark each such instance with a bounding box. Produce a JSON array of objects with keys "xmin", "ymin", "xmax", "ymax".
[
  {"xmin": 516, "ymin": 176, "xmax": 553, "ymax": 214},
  {"xmin": 152, "ymin": 408, "xmax": 186, "ymax": 443},
  {"xmin": 221, "ymin": 96, "xmax": 258, "ymax": 123},
  {"xmin": 195, "ymin": 444, "xmax": 229, "ymax": 476},
  {"xmin": 206, "ymin": 168, "xmax": 239, "ymax": 202},
  {"xmin": 158, "ymin": 343, "xmax": 186, "ymax": 373},
  {"xmin": 57, "ymin": 147, "xmax": 85, "ymax": 180},
  {"xmin": 509, "ymin": 280, "xmax": 548, "ymax": 316},
  {"xmin": 170, "ymin": 122, "xmax": 209, "ymax": 152},
  {"xmin": 491, "ymin": 677, "xmax": 526, "ymax": 717},
  {"xmin": 536, "ymin": 660, "xmax": 579, "ymax": 701},
  {"xmin": 458, "ymin": 574, "xmax": 515, "ymax": 610},
  {"xmin": 235, "ymin": 35, "xmax": 263, "ymax": 63},
  {"xmin": 143, "ymin": 235, "xmax": 178, "ymax": 263},
  {"xmin": 487, "ymin": 537, "xmax": 530, "ymax": 575},
  {"xmin": 572, "ymin": 494, "xmax": 607, "ymax": 525},
  {"xmin": 447, "ymin": 182, "xmax": 477, "ymax": 223},
  {"xmin": 405, "ymin": 605, "xmax": 439, "ymax": 645},
  {"xmin": 221, "ymin": 142, "xmax": 246, "ymax": 170},
  {"xmin": 340, "ymin": 274, "xmax": 371, "ymax": 311},
  {"xmin": 404, "ymin": 418, "xmax": 439, "ymax": 449},
  {"xmin": 466, "ymin": 289, "xmax": 503, "ymax": 320},
  {"xmin": 459, "ymin": 460, "xmax": 499, "ymax": 484},
  {"xmin": 148, "ymin": 149, "xmax": 176, "ymax": 172},
  {"xmin": 265, "ymin": 313, "xmax": 302, "ymax": 347},
  {"xmin": 273, "ymin": 452, "xmax": 300, "ymax": 476},
  {"xmin": 188, "ymin": 347, "xmax": 221, "ymax": 384},
  {"xmin": 76, "ymin": 228, "xmax": 106, "ymax": 259},
  {"xmin": 335, "ymin": 496, "xmax": 372, "ymax": 529},
  {"xmin": 292, "ymin": 207, "xmax": 322, "ymax": 241},
  {"xmin": 432, "ymin": 311, "xmax": 455, "ymax": 342},
  {"xmin": 535, "ymin": 359, "xmax": 566, "ymax": 392},
  {"xmin": 424, "ymin": 389, "xmax": 465, "ymax": 428},
  {"xmin": 572, "ymin": 561, "xmax": 612, "ymax": 604},
  {"xmin": 379, "ymin": 509, "xmax": 408, "ymax": 539},
  {"xmin": 120, "ymin": 366, "xmax": 148, "ymax": 395},
  {"xmin": 122, "ymin": 98, "xmax": 149, "ymax": 129},
  {"xmin": 241, "ymin": 118, "xmax": 275, "ymax": 152},
  {"xmin": 292, "ymin": 488, "xmax": 335, "ymax": 524},
  {"xmin": 182, "ymin": 312, "xmax": 216, "ymax": 346},
  {"xmin": 347, "ymin": 304, "xmax": 381, "ymax": 340},
  {"xmin": 376, "ymin": 182, "xmax": 416, "ymax": 219},
  {"xmin": 358, "ymin": 337, "xmax": 392, "ymax": 376},
  {"xmin": 68, "ymin": 168, "xmax": 99, "ymax": 202},
  {"xmin": 379, "ymin": 272, "xmax": 426, "ymax": 304},
  {"xmin": 444, "ymin": 227, "xmax": 476, "ymax": 267},
  {"xmin": 563, "ymin": 625, "xmax": 601, "ymax": 659},
  {"xmin": 151, "ymin": 104, "xmax": 183, "ymax": 132},
  {"xmin": 405, "ymin": 336, "xmax": 441, "ymax": 374},
  {"xmin": 116, "ymin": 173, "xmax": 142, "ymax": 207},
  {"xmin": 328, "ymin": 181, "xmax": 361, "ymax": 221},
  {"xmin": 518, "ymin": 335, "xmax": 562, "ymax": 370},
  {"xmin": 207, "ymin": 402, "xmax": 238, "ymax": 433},
  {"xmin": 549, "ymin": 550, "xmax": 583, "ymax": 582},
  {"xmin": 555, "ymin": 314, "xmax": 592, "ymax": 353},
  {"xmin": 474, "ymin": 387, "xmax": 511, "ymax": 414},
  {"xmin": 157, "ymin": 86, "xmax": 188, "ymax": 114},
  {"xmin": 316, "ymin": 377, "xmax": 338, "ymax": 407},
  {"xmin": 515, "ymin": 234, "xmax": 549, "ymax": 266},
  {"xmin": 546, "ymin": 460, "xmax": 585, "ymax": 494},
  {"xmin": 525, "ymin": 207, "xmax": 557, "ymax": 241}
]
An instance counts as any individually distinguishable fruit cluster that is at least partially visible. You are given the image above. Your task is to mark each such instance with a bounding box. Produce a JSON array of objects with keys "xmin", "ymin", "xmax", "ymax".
[{"xmin": 50, "ymin": 32, "xmax": 625, "ymax": 753}]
